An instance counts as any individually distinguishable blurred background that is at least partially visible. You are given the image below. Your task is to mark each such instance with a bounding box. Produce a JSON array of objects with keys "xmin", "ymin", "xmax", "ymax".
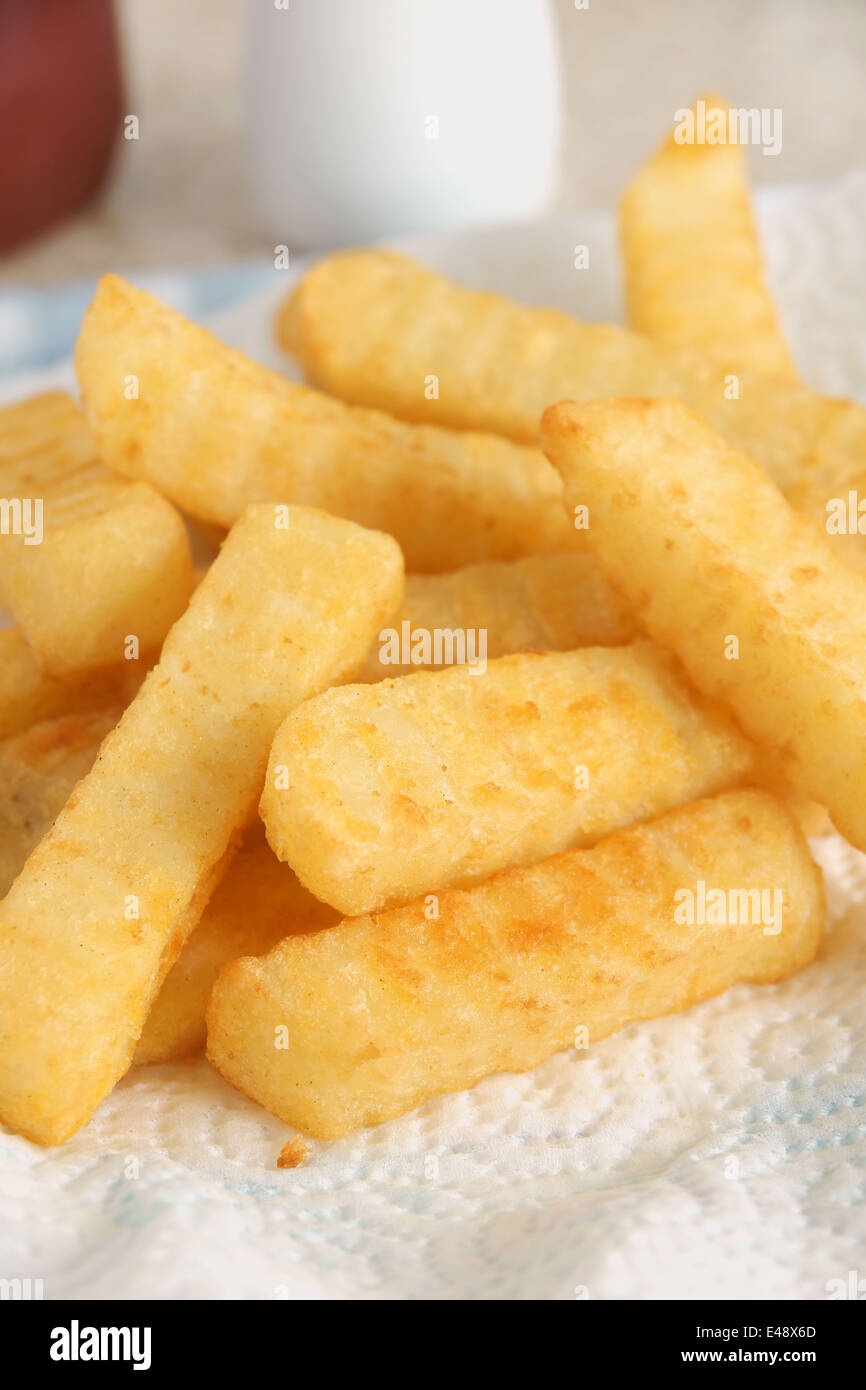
[{"xmin": 0, "ymin": 0, "xmax": 863, "ymax": 317}]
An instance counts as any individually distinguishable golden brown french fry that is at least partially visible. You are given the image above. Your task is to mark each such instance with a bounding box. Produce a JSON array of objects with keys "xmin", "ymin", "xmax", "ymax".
[
  {"xmin": 350, "ymin": 557, "xmax": 832, "ymax": 833},
  {"xmin": 0, "ymin": 711, "xmax": 333, "ymax": 1063},
  {"xmin": 279, "ymin": 251, "xmax": 866, "ymax": 544},
  {"xmin": 75, "ymin": 276, "xmax": 574, "ymax": 572},
  {"xmin": 620, "ymin": 95, "xmax": 797, "ymax": 380},
  {"xmin": 7, "ymin": 719, "xmax": 811, "ymax": 1083},
  {"xmin": 0, "ymin": 708, "xmax": 121, "ymax": 896},
  {"xmin": 355, "ymin": 550, "xmax": 636, "ymax": 681},
  {"xmin": 542, "ymin": 397, "xmax": 866, "ymax": 850},
  {"xmin": 0, "ymin": 392, "xmax": 193, "ymax": 673},
  {"xmin": 0, "ymin": 504, "xmax": 403, "ymax": 1145},
  {"xmin": 261, "ymin": 642, "xmax": 755, "ymax": 915},
  {"xmin": 135, "ymin": 846, "xmax": 338, "ymax": 1066},
  {"xmin": 208, "ymin": 790, "xmax": 824, "ymax": 1139},
  {"xmin": 0, "ymin": 563, "xmax": 204, "ymax": 742},
  {"xmin": 0, "ymin": 625, "xmax": 145, "ymax": 741}
]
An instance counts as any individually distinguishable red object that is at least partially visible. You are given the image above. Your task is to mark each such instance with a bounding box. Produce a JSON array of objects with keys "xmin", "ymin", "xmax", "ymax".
[{"xmin": 0, "ymin": 0, "xmax": 123, "ymax": 253}]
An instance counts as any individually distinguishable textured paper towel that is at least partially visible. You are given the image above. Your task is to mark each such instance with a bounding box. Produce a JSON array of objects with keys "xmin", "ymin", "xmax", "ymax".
[{"xmin": 2, "ymin": 170, "xmax": 866, "ymax": 1301}]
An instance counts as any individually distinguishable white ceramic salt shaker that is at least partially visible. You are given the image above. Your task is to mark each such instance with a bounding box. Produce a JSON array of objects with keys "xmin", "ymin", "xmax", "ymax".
[{"xmin": 245, "ymin": 0, "xmax": 562, "ymax": 248}]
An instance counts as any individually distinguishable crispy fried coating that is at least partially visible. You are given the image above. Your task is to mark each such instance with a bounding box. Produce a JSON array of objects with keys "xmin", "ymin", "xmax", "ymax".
[
  {"xmin": 261, "ymin": 643, "xmax": 755, "ymax": 915},
  {"xmin": 0, "ymin": 626, "xmax": 144, "ymax": 741},
  {"xmin": 356, "ymin": 550, "xmax": 637, "ymax": 681},
  {"xmin": 0, "ymin": 713, "xmax": 332, "ymax": 1064},
  {"xmin": 348, "ymin": 559, "xmax": 828, "ymax": 836},
  {"xmin": 207, "ymin": 790, "xmax": 824, "ymax": 1139},
  {"xmin": 0, "ymin": 708, "xmax": 121, "ymax": 896},
  {"xmin": 0, "ymin": 392, "xmax": 193, "ymax": 673},
  {"xmin": 542, "ymin": 397, "xmax": 866, "ymax": 849},
  {"xmin": 135, "ymin": 846, "xmax": 338, "ymax": 1065},
  {"xmin": 0, "ymin": 505, "xmax": 403, "ymax": 1144},
  {"xmin": 620, "ymin": 95, "xmax": 797, "ymax": 379},
  {"xmin": 280, "ymin": 251, "xmax": 866, "ymax": 562},
  {"xmin": 75, "ymin": 276, "xmax": 574, "ymax": 572}
]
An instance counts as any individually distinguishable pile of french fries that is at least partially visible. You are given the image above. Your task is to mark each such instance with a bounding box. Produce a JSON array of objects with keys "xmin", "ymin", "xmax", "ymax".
[{"xmin": 4, "ymin": 97, "xmax": 863, "ymax": 1153}]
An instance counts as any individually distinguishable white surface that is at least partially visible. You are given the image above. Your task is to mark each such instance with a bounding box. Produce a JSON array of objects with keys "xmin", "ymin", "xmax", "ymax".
[
  {"xmin": 245, "ymin": 0, "xmax": 562, "ymax": 248},
  {"xmin": 2, "ymin": 173, "xmax": 866, "ymax": 1301}
]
